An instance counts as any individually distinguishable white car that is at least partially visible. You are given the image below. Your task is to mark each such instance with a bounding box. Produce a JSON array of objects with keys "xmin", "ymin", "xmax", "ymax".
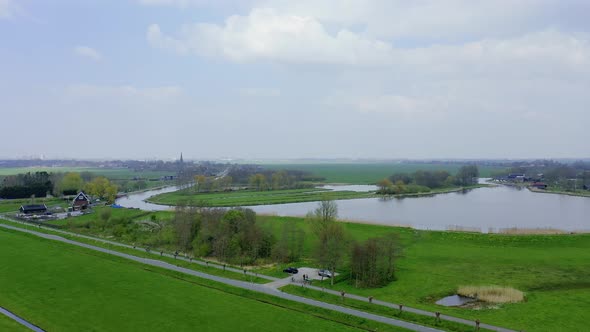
[{"xmin": 318, "ymin": 269, "xmax": 332, "ymax": 278}]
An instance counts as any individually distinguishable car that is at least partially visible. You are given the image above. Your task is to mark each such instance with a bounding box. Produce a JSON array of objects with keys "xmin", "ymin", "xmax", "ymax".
[
  {"xmin": 283, "ymin": 267, "xmax": 298, "ymax": 274},
  {"xmin": 318, "ymin": 269, "xmax": 332, "ymax": 278}
]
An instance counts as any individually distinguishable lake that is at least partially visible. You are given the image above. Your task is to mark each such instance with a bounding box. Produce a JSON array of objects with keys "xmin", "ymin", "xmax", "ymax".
[{"xmin": 116, "ymin": 182, "xmax": 590, "ymax": 233}]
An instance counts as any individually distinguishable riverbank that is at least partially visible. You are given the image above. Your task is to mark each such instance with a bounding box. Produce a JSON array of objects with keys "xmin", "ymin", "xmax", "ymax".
[{"xmin": 529, "ymin": 186, "xmax": 590, "ymax": 198}]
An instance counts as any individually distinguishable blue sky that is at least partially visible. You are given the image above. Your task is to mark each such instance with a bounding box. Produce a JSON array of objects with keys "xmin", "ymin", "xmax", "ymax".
[{"xmin": 1, "ymin": 0, "xmax": 589, "ymax": 160}]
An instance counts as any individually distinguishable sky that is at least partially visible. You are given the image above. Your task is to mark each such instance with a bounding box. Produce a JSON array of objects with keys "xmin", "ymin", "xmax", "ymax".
[{"xmin": 1, "ymin": 0, "xmax": 589, "ymax": 160}]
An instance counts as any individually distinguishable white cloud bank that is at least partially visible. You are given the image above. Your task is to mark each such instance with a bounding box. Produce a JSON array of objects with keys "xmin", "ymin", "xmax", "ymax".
[
  {"xmin": 74, "ymin": 46, "xmax": 103, "ymax": 61},
  {"xmin": 147, "ymin": 8, "xmax": 590, "ymax": 74}
]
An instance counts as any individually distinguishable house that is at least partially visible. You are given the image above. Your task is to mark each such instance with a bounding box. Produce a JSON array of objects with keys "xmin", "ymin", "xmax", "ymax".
[
  {"xmin": 72, "ymin": 191, "xmax": 91, "ymax": 211},
  {"xmin": 531, "ymin": 182, "xmax": 547, "ymax": 190},
  {"xmin": 19, "ymin": 204, "xmax": 48, "ymax": 215}
]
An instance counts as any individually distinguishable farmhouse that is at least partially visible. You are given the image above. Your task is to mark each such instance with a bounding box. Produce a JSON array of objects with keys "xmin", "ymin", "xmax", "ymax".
[
  {"xmin": 72, "ymin": 191, "xmax": 91, "ymax": 211},
  {"xmin": 19, "ymin": 204, "xmax": 48, "ymax": 215}
]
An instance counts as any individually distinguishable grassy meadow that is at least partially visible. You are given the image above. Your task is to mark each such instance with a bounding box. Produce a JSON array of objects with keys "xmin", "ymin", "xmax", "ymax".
[
  {"xmin": 3, "ymin": 206, "xmax": 589, "ymax": 331},
  {"xmin": 0, "ymin": 167, "xmax": 172, "ymax": 179},
  {"xmin": 147, "ymin": 188, "xmax": 375, "ymax": 207},
  {"xmin": 255, "ymin": 215, "xmax": 590, "ymax": 332},
  {"xmin": 0, "ymin": 227, "xmax": 409, "ymax": 332},
  {"xmin": 0, "ymin": 312, "xmax": 29, "ymax": 332},
  {"xmin": 264, "ymin": 163, "xmax": 505, "ymax": 184}
]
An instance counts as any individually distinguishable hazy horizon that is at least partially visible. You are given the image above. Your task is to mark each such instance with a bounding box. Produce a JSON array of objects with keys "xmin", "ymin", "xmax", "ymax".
[{"xmin": 1, "ymin": 1, "xmax": 589, "ymax": 160}]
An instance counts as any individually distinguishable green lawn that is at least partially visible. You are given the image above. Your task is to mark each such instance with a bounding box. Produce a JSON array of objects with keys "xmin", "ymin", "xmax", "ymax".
[
  {"xmin": 0, "ymin": 227, "xmax": 409, "ymax": 332},
  {"xmin": 147, "ymin": 188, "xmax": 375, "ymax": 207},
  {"xmin": 263, "ymin": 163, "xmax": 505, "ymax": 184},
  {"xmin": 256, "ymin": 216, "xmax": 590, "ymax": 332}
]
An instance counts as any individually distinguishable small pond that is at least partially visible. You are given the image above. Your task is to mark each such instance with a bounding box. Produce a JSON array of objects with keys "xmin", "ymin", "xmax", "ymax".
[{"xmin": 435, "ymin": 295, "xmax": 476, "ymax": 307}]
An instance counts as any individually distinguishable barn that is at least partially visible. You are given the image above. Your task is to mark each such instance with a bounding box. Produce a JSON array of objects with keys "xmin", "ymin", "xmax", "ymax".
[{"xmin": 72, "ymin": 192, "xmax": 91, "ymax": 211}]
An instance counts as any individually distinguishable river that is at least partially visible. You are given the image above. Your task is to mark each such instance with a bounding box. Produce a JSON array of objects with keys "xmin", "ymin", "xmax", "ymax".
[{"xmin": 115, "ymin": 182, "xmax": 590, "ymax": 233}]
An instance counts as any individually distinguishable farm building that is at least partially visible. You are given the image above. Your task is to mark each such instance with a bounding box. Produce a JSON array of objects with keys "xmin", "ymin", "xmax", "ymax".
[
  {"xmin": 72, "ymin": 191, "xmax": 91, "ymax": 211},
  {"xmin": 19, "ymin": 204, "xmax": 48, "ymax": 215}
]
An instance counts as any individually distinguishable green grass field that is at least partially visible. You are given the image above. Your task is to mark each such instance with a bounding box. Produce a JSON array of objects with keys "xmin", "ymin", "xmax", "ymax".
[
  {"xmin": 0, "ymin": 312, "xmax": 29, "ymax": 332},
  {"xmin": 255, "ymin": 215, "xmax": 590, "ymax": 332},
  {"xmin": 0, "ymin": 197, "xmax": 67, "ymax": 213},
  {"xmin": 147, "ymin": 188, "xmax": 375, "ymax": 207},
  {"xmin": 0, "ymin": 227, "xmax": 410, "ymax": 332},
  {"xmin": 264, "ymin": 163, "xmax": 505, "ymax": 184},
  {"xmin": 0, "ymin": 167, "xmax": 173, "ymax": 180}
]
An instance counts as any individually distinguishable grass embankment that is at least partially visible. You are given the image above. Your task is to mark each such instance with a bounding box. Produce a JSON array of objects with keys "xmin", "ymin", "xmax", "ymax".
[
  {"xmin": 0, "ymin": 227, "xmax": 409, "ymax": 332},
  {"xmin": 147, "ymin": 188, "xmax": 376, "ymax": 207},
  {"xmin": 263, "ymin": 163, "xmax": 505, "ymax": 184},
  {"xmin": 256, "ymin": 215, "xmax": 590, "ymax": 332}
]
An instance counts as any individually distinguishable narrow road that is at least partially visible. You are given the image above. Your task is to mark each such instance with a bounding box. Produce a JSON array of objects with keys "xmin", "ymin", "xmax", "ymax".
[
  {"xmin": 0, "ymin": 223, "xmax": 441, "ymax": 332},
  {"xmin": 0, "ymin": 306, "xmax": 45, "ymax": 332}
]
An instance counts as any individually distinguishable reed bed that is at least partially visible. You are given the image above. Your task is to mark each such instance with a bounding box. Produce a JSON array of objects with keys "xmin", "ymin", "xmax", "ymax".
[{"xmin": 457, "ymin": 285, "xmax": 524, "ymax": 303}]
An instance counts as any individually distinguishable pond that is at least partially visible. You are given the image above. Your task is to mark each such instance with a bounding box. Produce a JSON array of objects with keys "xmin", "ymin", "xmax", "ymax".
[
  {"xmin": 116, "ymin": 182, "xmax": 590, "ymax": 232},
  {"xmin": 435, "ymin": 295, "xmax": 476, "ymax": 307}
]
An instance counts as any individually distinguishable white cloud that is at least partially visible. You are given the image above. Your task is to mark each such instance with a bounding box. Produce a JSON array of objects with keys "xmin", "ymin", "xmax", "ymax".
[
  {"xmin": 64, "ymin": 84, "xmax": 183, "ymax": 103},
  {"xmin": 148, "ymin": 7, "xmax": 590, "ymax": 78},
  {"xmin": 0, "ymin": 0, "xmax": 20, "ymax": 19},
  {"xmin": 147, "ymin": 8, "xmax": 395, "ymax": 65},
  {"xmin": 74, "ymin": 46, "xmax": 103, "ymax": 61},
  {"xmin": 261, "ymin": 0, "xmax": 588, "ymax": 41}
]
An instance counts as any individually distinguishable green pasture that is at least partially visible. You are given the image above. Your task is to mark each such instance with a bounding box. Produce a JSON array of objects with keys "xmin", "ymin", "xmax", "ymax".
[
  {"xmin": 256, "ymin": 215, "xmax": 590, "ymax": 332},
  {"xmin": 0, "ymin": 227, "xmax": 408, "ymax": 332},
  {"xmin": 263, "ymin": 163, "xmax": 505, "ymax": 184},
  {"xmin": 147, "ymin": 188, "xmax": 375, "ymax": 207},
  {"xmin": 0, "ymin": 167, "xmax": 173, "ymax": 180}
]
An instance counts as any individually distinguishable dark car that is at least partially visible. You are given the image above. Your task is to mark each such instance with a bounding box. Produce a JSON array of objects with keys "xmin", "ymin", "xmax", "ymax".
[{"xmin": 283, "ymin": 267, "xmax": 298, "ymax": 274}]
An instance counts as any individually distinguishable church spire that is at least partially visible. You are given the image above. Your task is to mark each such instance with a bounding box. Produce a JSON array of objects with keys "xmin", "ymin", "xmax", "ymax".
[{"xmin": 180, "ymin": 152, "xmax": 184, "ymax": 164}]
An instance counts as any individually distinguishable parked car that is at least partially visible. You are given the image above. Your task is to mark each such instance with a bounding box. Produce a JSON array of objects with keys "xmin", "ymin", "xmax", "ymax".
[
  {"xmin": 283, "ymin": 267, "xmax": 299, "ymax": 274},
  {"xmin": 318, "ymin": 269, "xmax": 332, "ymax": 278}
]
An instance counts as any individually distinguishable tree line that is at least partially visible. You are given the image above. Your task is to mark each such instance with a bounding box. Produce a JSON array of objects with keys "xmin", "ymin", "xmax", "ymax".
[
  {"xmin": 0, "ymin": 171, "xmax": 118, "ymax": 203},
  {"xmin": 377, "ymin": 165, "xmax": 480, "ymax": 195}
]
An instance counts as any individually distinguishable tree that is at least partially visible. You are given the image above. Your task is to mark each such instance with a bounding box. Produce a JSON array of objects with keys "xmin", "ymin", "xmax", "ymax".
[
  {"xmin": 249, "ymin": 173, "xmax": 268, "ymax": 191},
  {"xmin": 173, "ymin": 203, "xmax": 199, "ymax": 253},
  {"xmin": 351, "ymin": 233, "xmax": 398, "ymax": 287},
  {"xmin": 308, "ymin": 198, "xmax": 346, "ymax": 285},
  {"xmin": 317, "ymin": 222, "xmax": 347, "ymax": 286},
  {"xmin": 455, "ymin": 165, "xmax": 479, "ymax": 186},
  {"xmin": 84, "ymin": 177, "xmax": 118, "ymax": 203},
  {"xmin": 273, "ymin": 220, "xmax": 304, "ymax": 262},
  {"xmin": 58, "ymin": 172, "xmax": 84, "ymax": 195},
  {"xmin": 377, "ymin": 178, "xmax": 393, "ymax": 194},
  {"xmin": 194, "ymin": 175, "xmax": 207, "ymax": 193}
]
